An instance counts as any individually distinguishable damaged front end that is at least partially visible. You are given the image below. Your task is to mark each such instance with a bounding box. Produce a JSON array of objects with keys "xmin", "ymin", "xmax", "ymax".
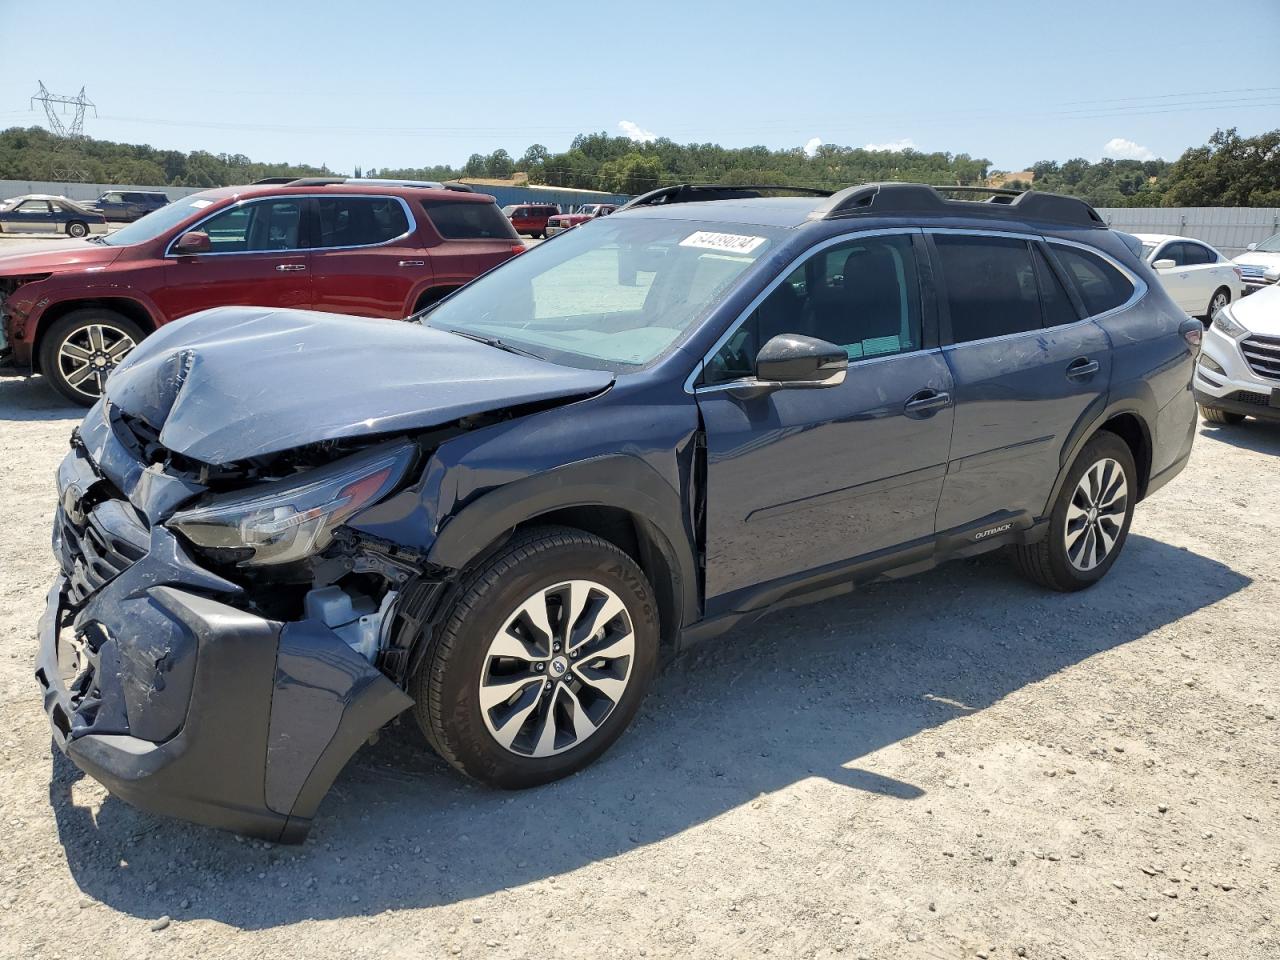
[{"xmin": 34, "ymin": 405, "xmax": 449, "ymax": 842}]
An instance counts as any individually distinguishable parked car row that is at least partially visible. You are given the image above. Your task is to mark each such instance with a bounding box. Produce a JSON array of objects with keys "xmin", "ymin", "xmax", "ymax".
[
  {"xmin": 35, "ymin": 181, "xmax": 1205, "ymax": 841},
  {"xmin": 0, "ymin": 178, "xmax": 525, "ymax": 403},
  {"xmin": 545, "ymin": 202, "xmax": 618, "ymax": 236},
  {"xmin": 0, "ymin": 195, "xmax": 108, "ymax": 237}
]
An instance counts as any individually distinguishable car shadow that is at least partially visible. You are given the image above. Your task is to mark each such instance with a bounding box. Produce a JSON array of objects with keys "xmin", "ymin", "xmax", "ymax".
[
  {"xmin": 49, "ymin": 533, "xmax": 1249, "ymax": 929},
  {"xmin": 1199, "ymin": 418, "xmax": 1280, "ymax": 455},
  {"xmin": 0, "ymin": 375, "xmax": 79, "ymax": 423}
]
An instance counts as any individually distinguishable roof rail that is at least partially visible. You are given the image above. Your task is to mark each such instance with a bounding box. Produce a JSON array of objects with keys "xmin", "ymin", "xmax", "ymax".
[
  {"xmin": 809, "ymin": 182, "xmax": 1104, "ymax": 227},
  {"xmin": 619, "ymin": 183, "xmax": 832, "ymax": 211}
]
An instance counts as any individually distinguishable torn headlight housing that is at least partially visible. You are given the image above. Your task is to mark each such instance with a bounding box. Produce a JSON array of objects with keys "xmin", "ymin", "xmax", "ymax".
[{"xmin": 169, "ymin": 442, "xmax": 415, "ymax": 567}]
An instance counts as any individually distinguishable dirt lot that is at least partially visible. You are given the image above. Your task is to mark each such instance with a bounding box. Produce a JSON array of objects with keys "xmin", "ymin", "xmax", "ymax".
[{"xmin": 0, "ymin": 372, "xmax": 1277, "ymax": 960}]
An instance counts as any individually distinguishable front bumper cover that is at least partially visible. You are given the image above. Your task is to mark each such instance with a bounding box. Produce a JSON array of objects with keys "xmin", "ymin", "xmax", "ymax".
[{"xmin": 35, "ymin": 434, "xmax": 413, "ymax": 842}]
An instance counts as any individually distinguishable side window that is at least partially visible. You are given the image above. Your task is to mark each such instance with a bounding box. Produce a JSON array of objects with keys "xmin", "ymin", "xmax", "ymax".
[
  {"xmin": 316, "ymin": 197, "xmax": 409, "ymax": 248},
  {"xmin": 422, "ymin": 200, "xmax": 518, "ymax": 240},
  {"xmin": 1050, "ymin": 245, "xmax": 1135, "ymax": 316},
  {"xmin": 1183, "ymin": 243, "xmax": 1211, "ymax": 265},
  {"xmin": 195, "ymin": 200, "xmax": 303, "ymax": 252},
  {"xmin": 933, "ymin": 234, "xmax": 1042, "ymax": 342},
  {"xmin": 1158, "ymin": 242, "xmax": 1186, "ymax": 266},
  {"xmin": 104, "ymin": 192, "xmax": 124, "ymax": 203},
  {"xmin": 16, "ymin": 200, "xmax": 53, "ymax": 213},
  {"xmin": 1033, "ymin": 246, "xmax": 1079, "ymax": 327},
  {"xmin": 704, "ymin": 233, "xmax": 922, "ymax": 385}
]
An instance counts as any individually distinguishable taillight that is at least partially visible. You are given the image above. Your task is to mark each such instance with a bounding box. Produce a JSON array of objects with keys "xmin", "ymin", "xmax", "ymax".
[
  {"xmin": 1179, "ymin": 318, "xmax": 1203, "ymax": 350},
  {"xmin": 510, "ymin": 244, "xmax": 525, "ymax": 255}
]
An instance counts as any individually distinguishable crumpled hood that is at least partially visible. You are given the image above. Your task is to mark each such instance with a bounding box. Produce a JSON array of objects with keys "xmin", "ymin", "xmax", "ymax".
[
  {"xmin": 1229, "ymin": 284, "xmax": 1280, "ymax": 337},
  {"xmin": 0, "ymin": 239, "xmax": 122, "ymax": 273},
  {"xmin": 103, "ymin": 306, "xmax": 614, "ymax": 464}
]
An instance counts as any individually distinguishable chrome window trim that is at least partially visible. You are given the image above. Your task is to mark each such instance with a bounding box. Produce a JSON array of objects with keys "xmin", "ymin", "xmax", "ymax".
[
  {"xmin": 685, "ymin": 226, "xmax": 923, "ymax": 395},
  {"xmin": 1042, "ymin": 235, "xmax": 1147, "ymax": 321},
  {"xmin": 162, "ymin": 193, "xmax": 417, "ymax": 258}
]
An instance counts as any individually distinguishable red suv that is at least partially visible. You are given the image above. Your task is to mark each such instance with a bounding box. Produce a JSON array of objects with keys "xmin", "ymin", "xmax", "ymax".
[
  {"xmin": 501, "ymin": 203, "xmax": 559, "ymax": 239},
  {"xmin": 0, "ymin": 178, "xmax": 525, "ymax": 404}
]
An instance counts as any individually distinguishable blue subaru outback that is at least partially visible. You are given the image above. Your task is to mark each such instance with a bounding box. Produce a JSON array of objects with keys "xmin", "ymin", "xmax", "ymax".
[{"xmin": 36, "ymin": 183, "xmax": 1201, "ymax": 840}]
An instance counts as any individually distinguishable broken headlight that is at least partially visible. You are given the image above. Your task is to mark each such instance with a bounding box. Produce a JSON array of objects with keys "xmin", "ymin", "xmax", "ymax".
[{"xmin": 168, "ymin": 442, "xmax": 415, "ymax": 567}]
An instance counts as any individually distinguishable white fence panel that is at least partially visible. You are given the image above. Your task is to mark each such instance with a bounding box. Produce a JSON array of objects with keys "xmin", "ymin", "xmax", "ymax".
[{"xmin": 1097, "ymin": 207, "xmax": 1280, "ymax": 255}]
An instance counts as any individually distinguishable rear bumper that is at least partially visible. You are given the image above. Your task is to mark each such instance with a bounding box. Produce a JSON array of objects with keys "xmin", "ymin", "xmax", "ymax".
[{"xmin": 35, "ymin": 438, "xmax": 413, "ymax": 840}]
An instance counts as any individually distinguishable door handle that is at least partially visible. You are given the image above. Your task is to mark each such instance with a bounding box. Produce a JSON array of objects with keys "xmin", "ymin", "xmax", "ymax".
[
  {"xmin": 398, "ymin": 260, "xmax": 426, "ymax": 267},
  {"xmin": 1066, "ymin": 357, "xmax": 1100, "ymax": 380},
  {"xmin": 276, "ymin": 263, "xmax": 307, "ymax": 272},
  {"xmin": 903, "ymin": 389, "xmax": 952, "ymax": 418}
]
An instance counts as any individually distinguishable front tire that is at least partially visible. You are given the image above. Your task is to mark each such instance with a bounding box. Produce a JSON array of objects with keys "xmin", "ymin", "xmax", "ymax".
[
  {"xmin": 66, "ymin": 221, "xmax": 89, "ymax": 238},
  {"xmin": 1013, "ymin": 432, "xmax": 1137, "ymax": 592},
  {"xmin": 1200, "ymin": 404, "xmax": 1246, "ymax": 425},
  {"xmin": 411, "ymin": 526, "xmax": 659, "ymax": 788},
  {"xmin": 38, "ymin": 309, "xmax": 144, "ymax": 406}
]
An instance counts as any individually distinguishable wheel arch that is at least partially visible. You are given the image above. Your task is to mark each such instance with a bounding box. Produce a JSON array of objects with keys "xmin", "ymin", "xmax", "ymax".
[
  {"xmin": 32, "ymin": 297, "xmax": 159, "ymax": 373},
  {"xmin": 1043, "ymin": 402, "xmax": 1155, "ymax": 519},
  {"xmin": 424, "ymin": 456, "xmax": 700, "ymax": 650}
]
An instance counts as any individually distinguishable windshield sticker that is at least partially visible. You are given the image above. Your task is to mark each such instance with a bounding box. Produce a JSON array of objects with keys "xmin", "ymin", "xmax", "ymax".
[
  {"xmin": 188, "ymin": 199, "xmax": 214, "ymax": 209},
  {"xmin": 679, "ymin": 231, "xmax": 766, "ymax": 254}
]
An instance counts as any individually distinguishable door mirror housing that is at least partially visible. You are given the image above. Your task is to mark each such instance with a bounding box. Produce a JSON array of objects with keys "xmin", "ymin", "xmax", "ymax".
[
  {"xmin": 173, "ymin": 230, "xmax": 212, "ymax": 255},
  {"xmin": 753, "ymin": 334, "xmax": 848, "ymax": 388},
  {"xmin": 1246, "ymin": 242, "xmax": 1257, "ymax": 251},
  {"xmin": 1152, "ymin": 258, "xmax": 1176, "ymax": 271}
]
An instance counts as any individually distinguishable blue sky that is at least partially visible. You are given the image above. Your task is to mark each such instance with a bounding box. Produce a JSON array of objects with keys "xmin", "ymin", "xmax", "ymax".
[{"xmin": 3, "ymin": 0, "xmax": 1278, "ymax": 173}]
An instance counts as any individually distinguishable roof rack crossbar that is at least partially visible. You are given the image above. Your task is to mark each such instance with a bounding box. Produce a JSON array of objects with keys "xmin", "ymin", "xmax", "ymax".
[{"xmin": 810, "ymin": 182, "xmax": 1104, "ymax": 228}]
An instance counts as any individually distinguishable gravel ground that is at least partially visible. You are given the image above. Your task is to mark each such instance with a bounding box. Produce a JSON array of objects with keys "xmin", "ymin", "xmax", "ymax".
[{"xmin": 0, "ymin": 373, "xmax": 1277, "ymax": 960}]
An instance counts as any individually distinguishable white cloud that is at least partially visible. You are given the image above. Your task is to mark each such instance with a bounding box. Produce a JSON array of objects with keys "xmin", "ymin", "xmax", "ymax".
[
  {"xmin": 618, "ymin": 120, "xmax": 657, "ymax": 143},
  {"xmin": 862, "ymin": 137, "xmax": 916, "ymax": 153},
  {"xmin": 803, "ymin": 137, "xmax": 823, "ymax": 157},
  {"xmin": 1101, "ymin": 137, "xmax": 1155, "ymax": 161}
]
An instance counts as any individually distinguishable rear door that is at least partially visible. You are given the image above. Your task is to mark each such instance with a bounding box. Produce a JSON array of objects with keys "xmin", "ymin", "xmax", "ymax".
[
  {"xmin": 696, "ymin": 230, "xmax": 955, "ymax": 612},
  {"xmin": 930, "ymin": 231, "xmax": 1112, "ymax": 533},
  {"xmin": 309, "ymin": 195, "xmax": 422, "ymax": 318},
  {"xmin": 158, "ymin": 196, "xmax": 311, "ymax": 319}
]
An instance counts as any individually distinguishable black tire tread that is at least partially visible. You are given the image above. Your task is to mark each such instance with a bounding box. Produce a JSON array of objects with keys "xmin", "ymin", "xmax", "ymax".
[
  {"xmin": 411, "ymin": 525, "xmax": 646, "ymax": 779},
  {"xmin": 1200, "ymin": 404, "xmax": 1245, "ymax": 425},
  {"xmin": 37, "ymin": 308, "xmax": 145, "ymax": 406}
]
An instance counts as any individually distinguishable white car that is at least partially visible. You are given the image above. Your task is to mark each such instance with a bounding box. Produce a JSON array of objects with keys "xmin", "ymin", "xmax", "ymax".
[
  {"xmin": 1233, "ymin": 232, "xmax": 1280, "ymax": 295},
  {"xmin": 1133, "ymin": 233, "xmax": 1245, "ymax": 320},
  {"xmin": 1194, "ymin": 284, "xmax": 1280, "ymax": 426}
]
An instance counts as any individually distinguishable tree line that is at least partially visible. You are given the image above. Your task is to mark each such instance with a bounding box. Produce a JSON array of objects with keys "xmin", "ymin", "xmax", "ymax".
[{"xmin": 2, "ymin": 124, "xmax": 1276, "ymax": 207}]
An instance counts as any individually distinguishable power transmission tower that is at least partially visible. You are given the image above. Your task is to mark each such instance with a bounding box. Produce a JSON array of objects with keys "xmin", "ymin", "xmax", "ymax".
[{"xmin": 30, "ymin": 81, "xmax": 97, "ymax": 181}]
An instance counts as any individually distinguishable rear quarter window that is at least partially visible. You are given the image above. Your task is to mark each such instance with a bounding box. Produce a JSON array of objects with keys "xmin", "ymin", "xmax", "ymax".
[
  {"xmin": 1051, "ymin": 245, "xmax": 1136, "ymax": 316},
  {"xmin": 421, "ymin": 200, "xmax": 519, "ymax": 240}
]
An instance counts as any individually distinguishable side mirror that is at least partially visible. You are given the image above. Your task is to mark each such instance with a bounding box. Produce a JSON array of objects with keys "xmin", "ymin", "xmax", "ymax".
[
  {"xmin": 173, "ymin": 230, "xmax": 212, "ymax": 255},
  {"xmin": 1246, "ymin": 242, "xmax": 1257, "ymax": 251},
  {"xmin": 753, "ymin": 334, "xmax": 847, "ymax": 388},
  {"xmin": 1152, "ymin": 258, "xmax": 1176, "ymax": 271}
]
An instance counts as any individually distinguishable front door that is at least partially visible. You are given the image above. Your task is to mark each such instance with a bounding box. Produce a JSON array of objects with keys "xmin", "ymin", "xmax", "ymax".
[
  {"xmin": 158, "ymin": 197, "xmax": 311, "ymax": 321},
  {"xmin": 929, "ymin": 232, "xmax": 1113, "ymax": 531},
  {"xmin": 695, "ymin": 231, "xmax": 954, "ymax": 614},
  {"xmin": 9, "ymin": 198, "xmax": 57, "ymax": 233}
]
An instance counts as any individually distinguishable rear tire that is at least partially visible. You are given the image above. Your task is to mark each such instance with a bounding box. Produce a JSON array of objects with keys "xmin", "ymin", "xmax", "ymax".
[
  {"xmin": 66, "ymin": 221, "xmax": 88, "ymax": 238},
  {"xmin": 1205, "ymin": 286, "xmax": 1230, "ymax": 320},
  {"xmin": 1013, "ymin": 432, "xmax": 1137, "ymax": 592},
  {"xmin": 38, "ymin": 309, "xmax": 145, "ymax": 406},
  {"xmin": 411, "ymin": 526, "xmax": 659, "ymax": 789},
  {"xmin": 1200, "ymin": 404, "xmax": 1246, "ymax": 425}
]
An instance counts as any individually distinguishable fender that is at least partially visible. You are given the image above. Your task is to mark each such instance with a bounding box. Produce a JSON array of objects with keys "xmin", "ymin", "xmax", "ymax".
[
  {"xmin": 427, "ymin": 453, "xmax": 701, "ymax": 631},
  {"xmin": 1039, "ymin": 386, "xmax": 1157, "ymax": 521}
]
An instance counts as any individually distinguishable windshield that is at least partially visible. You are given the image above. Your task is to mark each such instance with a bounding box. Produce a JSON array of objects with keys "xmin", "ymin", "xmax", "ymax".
[
  {"xmin": 1255, "ymin": 233, "xmax": 1280, "ymax": 253},
  {"xmin": 424, "ymin": 216, "xmax": 784, "ymax": 371},
  {"xmin": 1140, "ymin": 241, "xmax": 1158, "ymax": 259},
  {"xmin": 102, "ymin": 194, "xmax": 221, "ymax": 246}
]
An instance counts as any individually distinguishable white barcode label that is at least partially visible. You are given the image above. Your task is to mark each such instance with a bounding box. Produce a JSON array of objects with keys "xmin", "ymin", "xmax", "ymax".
[{"xmin": 679, "ymin": 231, "xmax": 766, "ymax": 254}]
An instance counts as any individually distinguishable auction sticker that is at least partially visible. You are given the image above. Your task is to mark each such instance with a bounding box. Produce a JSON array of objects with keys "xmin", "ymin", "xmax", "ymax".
[{"xmin": 679, "ymin": 231, "xmax": 767, "ymax": 254}]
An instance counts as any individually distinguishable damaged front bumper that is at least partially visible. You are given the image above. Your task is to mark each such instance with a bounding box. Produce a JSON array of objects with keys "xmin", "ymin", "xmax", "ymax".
[{"xmin": 35, "ymin": 425, "xmax": 413, "ymax": 842}]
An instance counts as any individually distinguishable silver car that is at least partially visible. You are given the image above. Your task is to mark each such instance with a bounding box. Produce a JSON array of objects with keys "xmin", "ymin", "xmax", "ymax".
[{"xmin": 0, "ymin": 195, "xmax": 109, "ymax": 238}]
